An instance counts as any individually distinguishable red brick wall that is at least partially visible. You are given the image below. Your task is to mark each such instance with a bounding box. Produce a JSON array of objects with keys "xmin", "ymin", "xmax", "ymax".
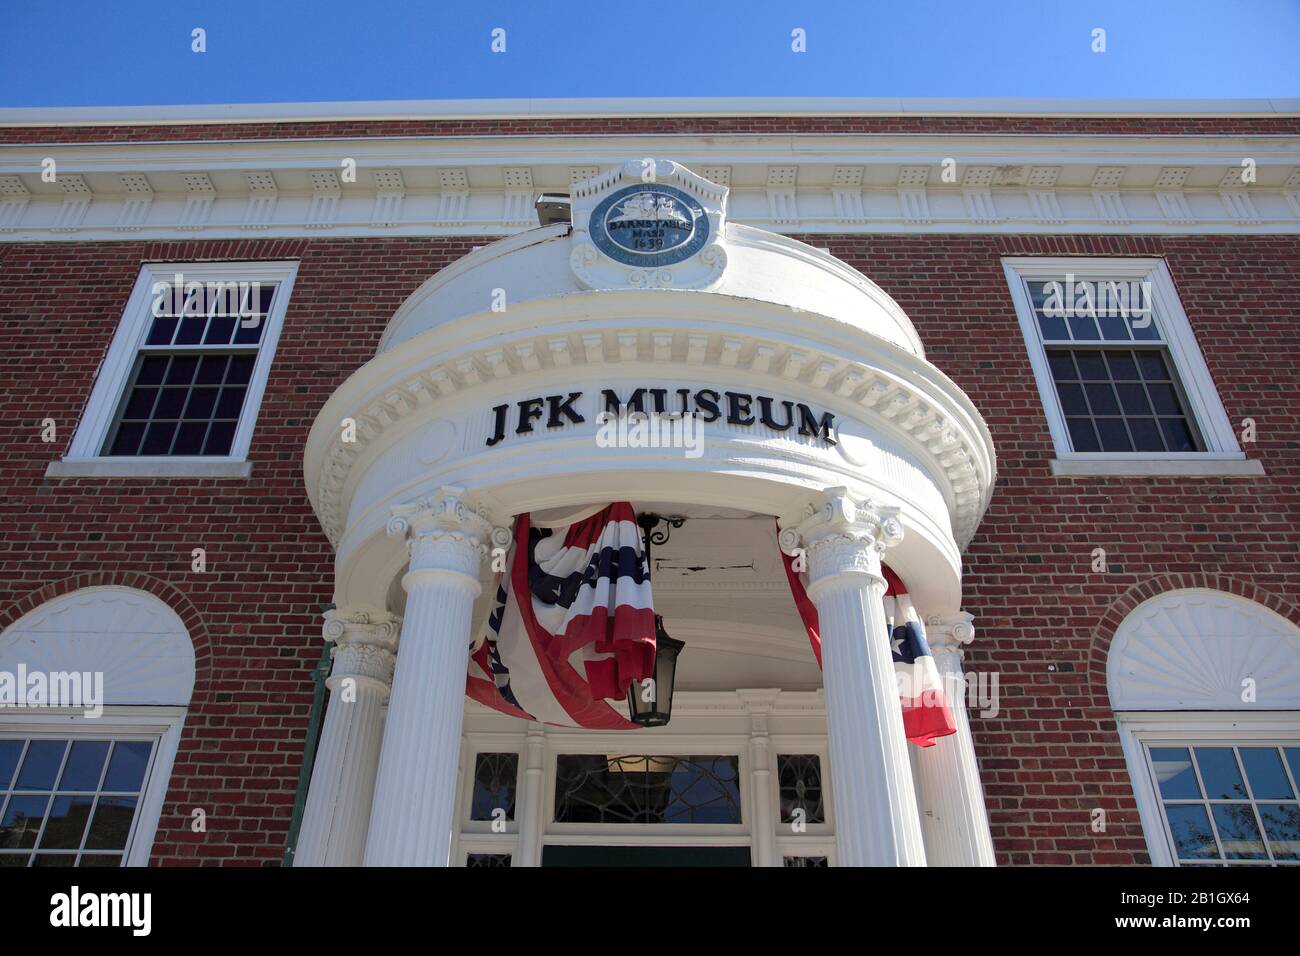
[
  {"xmin": 1, "ymin": 230, "xmax": 1297, "ymax": 865},
  {"xmin": 3, "ymin": 114, "xmax": 1298, "ymax": 144}
]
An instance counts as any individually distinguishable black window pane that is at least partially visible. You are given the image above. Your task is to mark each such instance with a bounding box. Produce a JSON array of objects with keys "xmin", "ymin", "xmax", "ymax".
[
  {"xmin": 183, "ymin": 388, "xmax": 219, "ymax": 420},
  {"xmin": 204, "ymin": 421, "xmax": 237, "ymax": 455},
  {"xmin": 107, "ymin": 422, "xmax": 146, "ymax": 456},
  {"xmin": 1160, "ymin": 418, "xmax": 1197, "ymax": 452},
  {"xmin": 1097, "ymin": 312, "xmax": 1132, "ymax": 341},
  {"xmin": 215, "ymin": 387, "xmax": 247, "ymax": 419},
  {"xmin": 153, "ymin": 389, "xmax": 188, "ymax": 419},
  {"xmin": 1127, "ymin": 418, "xmax": 1164, "ymax": 451},
  {"xmin": 84, "ymin": 796, "xmax": 137, "ymax": 850},
  {"xmin": 1047, "ymin": 351, "xmax": 1076, "ymax": 379},
  {"xmin": 777, "ymin": 754, "xmax": 825, "ymax": 824},
  {"xmin": 1131, "ymin": 314, "xmax": 1161, "ymax": 341},
  {"xmin": 1195, "ymin": 748, "xmax": 1248, "ymax": 800},
  {"xmin": 164, "ymin": 356, "xmax": 199, "ymax": 385},
  {"xmin": 1258, "ymin": 803, "xmax": 1300, "ymax": 860},
  {"xmin": 57, "ymin": 741, "xmax": 109, "ymax": 791},
  {"xmin": 136, "ymin": 356, "xmax": 169, "ymax": 385},
  {"xmin": 1147, "ymin": 383, "xmax": 1183, "ymax": 415},
  {"xmin": 141, "ymin": 421, "xmax": 177, "ymax": 455},
  {"xmin": 102, "ymin": 742, "xmax": 151, "ymax": 792},
  {"xmin": 16, "ymin": 740, "xmax": 67, "ymax": 790},
  {"xmin": 226, "ymin": 355, "xmax": 256, "ymax": 384},
  {"xmin": 1166, "ymin": 805, "xmax": 1217, "ymax": 859},
  {"xmin": 1095, "ymin": 418, "xmax": 1133, "ymax": 452},
  {"xmin": 1151, "ymin": 748, "xmax": 1201, "ymax": 799},
  {"xmin": 1105, "ymin": 352, "xmax": 1140, "ymax": 380},
  {"xmin": 1067, "ymin": 417, "xmax": 1100, "ymax": 451},
  {"xmin": 1, "ymin": 795, "xmax": 50, "ymax": 849},
  {"xmin": 1116, "ymin": 383, "xmax": 1152, "ymax": 415},
  {"xmin": 0, "ymin": 740, "xmax": 22, "ymax": 788},
  {"xmin": 195, "ymin": 355, "xmax": 229, "ymax": 384},
  {"xmin": 1067, "ymin": 314, "xmax": 1101, "ymax": 340},
  {"xmin": 470, "ymin": 753, "xmax": 519, "ymax": 822},
  {"xmin": 1211, "ymin": 804, "xmax": 1267, "ymax": 860},
  {"xmin": 31, "ymin": 854, "xmax": 76, "ymax": 867},
  {"xmin": 172, "ymin": 422, "xmax": 208, "ymax": 455},
  {"xmin": 1137, "ymin": 351, "xmax": 1170, "ymax": 380},
  {"xmin": 38, "ymin": 796, "xmax": 94, "ymax": 849},
  {"xmin": 1036, "ymin": 311, "xmax": 1068, "ymax": 340},
  {"xmin": 232, "ymin": 315, "xmax": 266, "ymax": 345},
  {"xmin": 145, "ymin": 316, "xmax": 178, "ymax": 346},
  {"xmin": 78, "ymin": 854, "xmax": 123, "ymax": 868},
  {"xmin": 204, "ymin": 316, "xmax": 236, "ymax": 345},
  {"xmin": 466, "ymin": 853, "xmax": 512, "ymax": 868},
  {"xmin": 1084, "ymin": 383, "xmax": 1121, "ymax": 415},
  {"xmin": 122, "ymin": 388, "xmax": 159, "ymax": 420},
  {"xmin": 1073, "ymin": 351, "xmax": 1108, "ymax": 380},
  {"xmin": 1239, "ymin": 748, "xmax": 1294, "ymax": 800},
  {"xmin": 1055, "ymin": 382, "xmax": 1089, "ymax": 415},
  {"xmin": 174, "ymin": 316, "xmax": 207, "ymax": 345},
  {"xmin": 783, "ymin": 856, "xmax": 829, "ymax": 867}
]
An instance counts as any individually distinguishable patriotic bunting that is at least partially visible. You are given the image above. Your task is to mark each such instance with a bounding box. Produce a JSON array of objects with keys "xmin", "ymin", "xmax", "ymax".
[
  {"xmin": 780, "ymin": 539, "xmax": 957, "ymax": 747},
  {"xmin": 467, "ymin": 502, "xmax": 656, "ymax": 729}
]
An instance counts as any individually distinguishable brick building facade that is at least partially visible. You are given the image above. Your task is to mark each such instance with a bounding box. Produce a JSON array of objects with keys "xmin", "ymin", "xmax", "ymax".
[{"xmin": 1, "ymin": 101, "xmax": 1297, "ymax": 867}]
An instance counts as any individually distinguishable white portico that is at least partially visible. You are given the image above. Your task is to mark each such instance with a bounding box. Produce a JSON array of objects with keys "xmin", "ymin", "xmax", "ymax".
[{"xmin": 296, "ymin": 160, "xmax": 998, "ymax": 867}]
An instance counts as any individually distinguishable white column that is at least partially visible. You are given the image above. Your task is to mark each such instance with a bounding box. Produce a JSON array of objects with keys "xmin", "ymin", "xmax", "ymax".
[
  {"xmin": 516, "ymin": 722, "xmax": 546, "ymax": 867},
  {"xmin": 738, "ymin": 689, "xmax": 780, "ymax": 867},
  {"xmin": 294, "ymin": 609, "xmax": 399, "ymax": 867},
  {"xmin": 913, "ymin": 612, "xmax": 997, "ymax": 866},
  {"xmin": 781, "ymin": 489, "xmax": 927, "ymax": 866},
  {"xmin": 363, "ymin": 486, "xmax": 507, "ymax": 867}
]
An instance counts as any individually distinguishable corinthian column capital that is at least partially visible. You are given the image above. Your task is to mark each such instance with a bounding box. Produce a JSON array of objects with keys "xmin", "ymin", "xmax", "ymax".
[
  {"xmin": 779, "ymin": 487, "xmax": 903, "ymax": 595},
  {"xmin": 323, "ymin": 607, "xmax": 402, "ymax": 695},
  {"xmin": 924, "ymin": 611, "xmax": 976, "ymax": 680},
  {"xmin": 386, "ymin": 485, "xmax": 511, "ymax": 584}
]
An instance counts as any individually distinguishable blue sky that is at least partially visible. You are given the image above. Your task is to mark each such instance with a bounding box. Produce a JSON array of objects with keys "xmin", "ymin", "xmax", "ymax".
[{"xmin": 2, "ymin": 0, "xmax": 1298, "ymax": 107}]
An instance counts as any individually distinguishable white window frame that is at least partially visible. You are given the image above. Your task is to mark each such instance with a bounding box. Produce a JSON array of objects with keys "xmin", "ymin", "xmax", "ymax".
[
  {"xmin": 0, "ymin": 705, "xmax": 187, "ymax": 866},
  {"xmin": 1002, "ymin": 257, "xmax": 1260, "ymax": 477},
  {"xmin": 1116, "ymin": 711, "xmax": 1300, "ymax": 867},
  {"xmin": 50, "ymin": 260, "xmax": 298, "ymax": 479}
]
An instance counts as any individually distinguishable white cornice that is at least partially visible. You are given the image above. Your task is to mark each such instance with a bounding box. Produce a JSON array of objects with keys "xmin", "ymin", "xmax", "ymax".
[
  {"xmin": 2, "ymin": 97, "xmax": 1299, "ymax": 126},
  {"xmin": 1, "ymin": 134, "xmax": 1298, "ymax": 238}
]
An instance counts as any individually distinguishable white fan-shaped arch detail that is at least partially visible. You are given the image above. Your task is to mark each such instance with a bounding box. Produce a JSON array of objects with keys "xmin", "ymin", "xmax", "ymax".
[
  {"xmin": 0, "ymin": 586, "xmax": 195, "ymax": 706},
  {"xmin": 1107, "ymin": 588, "xmax": 1300, "ymax": 711}
]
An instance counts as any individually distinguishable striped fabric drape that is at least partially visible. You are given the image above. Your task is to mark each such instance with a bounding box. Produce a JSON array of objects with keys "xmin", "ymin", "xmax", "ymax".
[
  {"xmin": 466, "ymin": 502, "xmax": 656, "ymax": 729},
  {"xmin": 780, "ymin": 539, "xmax": 957, "ymax": 747}
]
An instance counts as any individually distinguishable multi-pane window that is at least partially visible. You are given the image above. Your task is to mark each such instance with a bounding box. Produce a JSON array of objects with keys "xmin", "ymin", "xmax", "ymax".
[
  {"xmin": 0, "ymin": 736, "xmax": 157, "ymax": 867},
  {"xmin": 1026, "ymin": 277, "xmax": 1202, "ymax": 453},
  {"xmin": 469, "ymin": 752, "xmax": 519, "ymax": 822},
  {"xmin": 103, "ymin": 280, "xmax": 278, "ymax": 457},
  {"xmin": 553, "ymin": 754, "xmax": 742, "ymax": 825},
  {"xmin": 777, "ymin": 754, "xmax": 825, "ymax": 824},
  {"xmin": 1147, "ymin": 744, "xmax": 1300, "ymax": 865},
  {"xmin": 63, "ymin": 262, "xmax": 296, "ymax": 469},
  {"xmin": 1003, "ymin": 258, "xmax": 1243, "ymax": 465}
]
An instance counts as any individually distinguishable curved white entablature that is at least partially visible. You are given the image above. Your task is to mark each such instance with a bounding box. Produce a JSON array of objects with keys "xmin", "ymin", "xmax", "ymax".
[
  {"xmin": 378, "ymin": 159, "xmax": 925, "ymax": 357},
  {"xmin": 307, "ymin": 160, "xmax": 995, "ymax": 616}
]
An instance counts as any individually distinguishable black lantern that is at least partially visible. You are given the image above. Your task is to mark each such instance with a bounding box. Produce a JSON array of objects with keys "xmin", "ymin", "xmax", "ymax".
[
  {"xmin": 627, "ymin": 513, "xmax": 687, "ymax": 727},
  {"xmin": 627, "ymin": 615, "xmax": 686, "ymax": 727}
]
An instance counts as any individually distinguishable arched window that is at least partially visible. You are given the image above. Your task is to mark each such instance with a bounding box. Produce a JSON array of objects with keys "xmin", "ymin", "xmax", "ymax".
[
  {"xmin": 0, "ymin": 587, "xmax": 195, "ymax": 867},
  {"xmin": 1108, "ymin": 588, "xmax": 1300, "ymax": 867}
]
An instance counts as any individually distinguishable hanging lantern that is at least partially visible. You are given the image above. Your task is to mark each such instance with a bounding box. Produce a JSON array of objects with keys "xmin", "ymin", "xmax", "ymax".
[{"xmin": 627, "ymin": 614, "xmax": 685, "ymax": 727}]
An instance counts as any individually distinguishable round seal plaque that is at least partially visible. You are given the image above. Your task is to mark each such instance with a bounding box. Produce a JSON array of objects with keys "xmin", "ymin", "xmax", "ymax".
[{"xmin": 589, "ymin": 183, "xmax": 710, "ymax": 268}]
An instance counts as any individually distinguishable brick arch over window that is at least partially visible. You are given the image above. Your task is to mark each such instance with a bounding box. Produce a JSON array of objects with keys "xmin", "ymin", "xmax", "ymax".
[
  {"xmin": 1085, "ymin": 573, "xmax": 1300, "ymax": 703},
  {"xmin": 0, "ymin": 572, "xmax": 212, "ymax": 696}
]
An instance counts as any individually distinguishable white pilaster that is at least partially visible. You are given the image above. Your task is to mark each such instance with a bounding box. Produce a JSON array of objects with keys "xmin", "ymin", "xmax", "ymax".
[
  {"xmin": 363, "ymin": 486, "xmax": 508, "ymax": 866},
  {"xmin": 294, "ymin": 608, "xmax": 399, "ymax": 867},
  {"xmin": 516, "ymin": 722, "xmax": 546, "ymax": 867},
  {"xmin": 914, "ymin": 612, "xmax": 997, "ymax": 866},
  {"xmin": 781, "ymin": 488, "xmax": 927, "ymax": 866},
  {"xmin": 738, "ymin": 689, "xmax": 781, "ymax": 867}
]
